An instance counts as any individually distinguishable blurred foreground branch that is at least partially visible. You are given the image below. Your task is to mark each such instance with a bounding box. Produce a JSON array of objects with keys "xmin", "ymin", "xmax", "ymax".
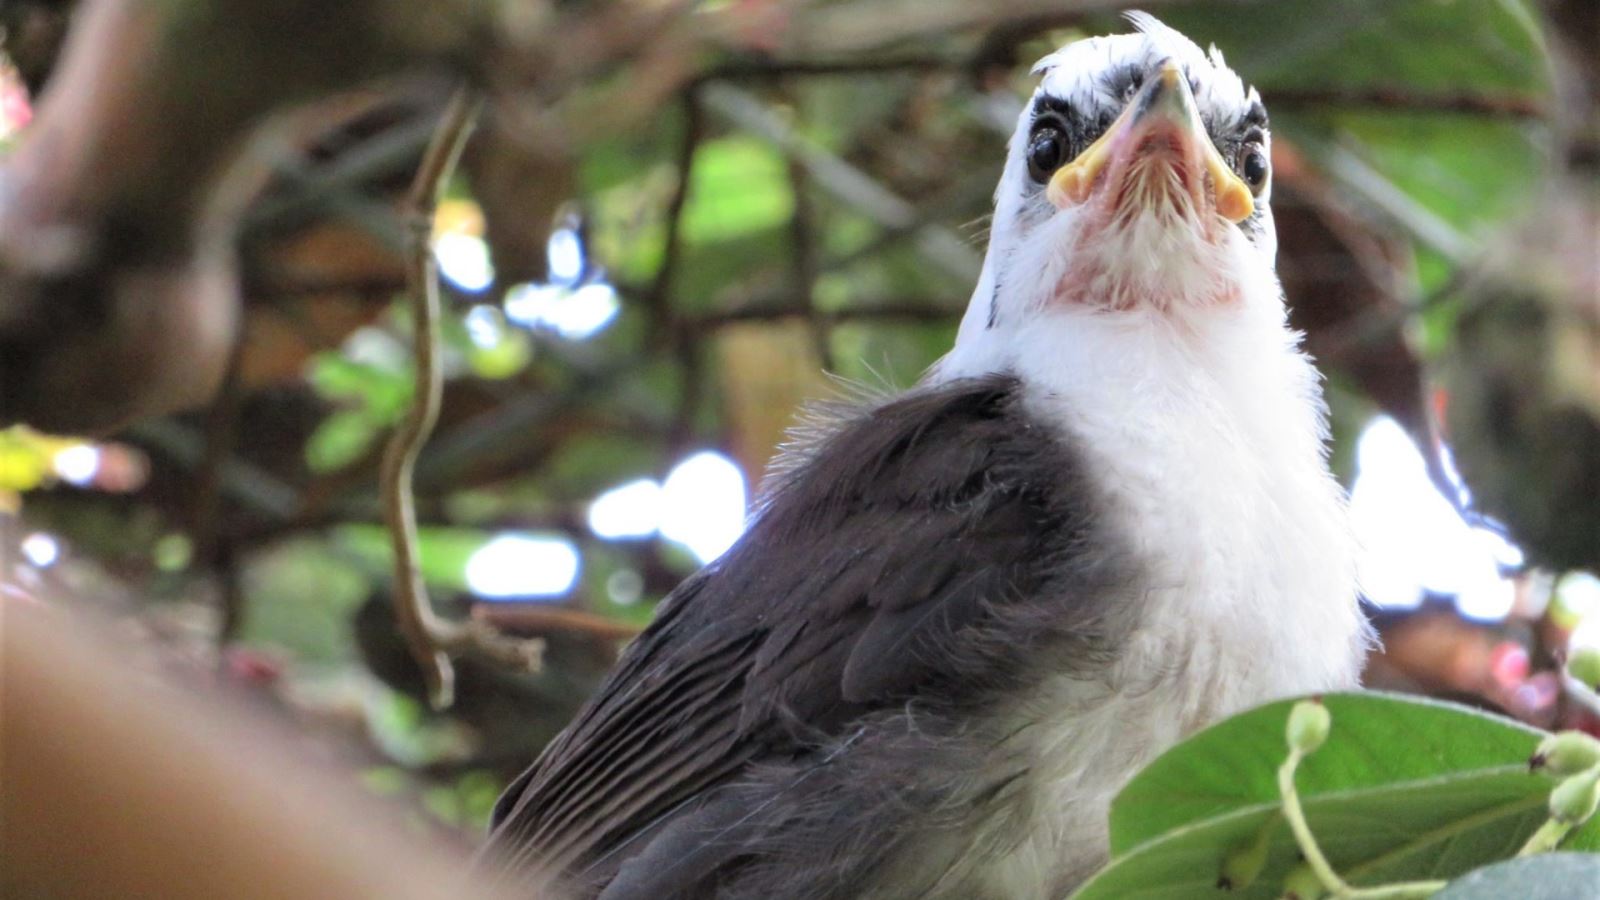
[
  {"xmin": 0, "ymin": 0, "xmax": 473, "ymax": 433},
  {"xmin": 0, "ymin": 603, "xmax": 536, "ymax": 899}
]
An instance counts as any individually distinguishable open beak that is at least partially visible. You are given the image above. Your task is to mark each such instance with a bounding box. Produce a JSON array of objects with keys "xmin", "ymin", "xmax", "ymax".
[{"xmin": 1046, "ymin": 60, "xmax": 1253, "ymax": 224}]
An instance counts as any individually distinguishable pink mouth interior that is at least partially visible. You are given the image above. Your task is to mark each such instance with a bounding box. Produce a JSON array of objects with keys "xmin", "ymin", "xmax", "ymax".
[
  {"xmin": 1051, "ymin": 118, "xmax": 1238, "ymax": 313},
  {"xmin": 1099, "ymin": 121, "xmax": 1210, "ymax": 226}
]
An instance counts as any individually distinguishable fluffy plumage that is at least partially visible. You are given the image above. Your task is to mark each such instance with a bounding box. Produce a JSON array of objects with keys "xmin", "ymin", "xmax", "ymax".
[
  {"xmin": 486, "ymin": 376, "xmax": 1138, "ymax": 898},
  {"xmin": 485, "ymin": 15, "xmax": 1370, "ymax": 899}
]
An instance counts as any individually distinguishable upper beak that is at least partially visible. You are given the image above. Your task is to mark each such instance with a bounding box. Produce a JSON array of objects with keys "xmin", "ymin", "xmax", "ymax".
[{"xmin": 1046, "ymin": 60, "xmax": 1254, "ymax": 224}]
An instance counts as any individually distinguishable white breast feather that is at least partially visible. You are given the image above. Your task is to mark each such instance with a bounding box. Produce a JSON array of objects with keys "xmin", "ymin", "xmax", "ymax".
[
  {"xmin": 934, "ymin": 248, "xmax": 1370, "ymax": 897},
  {"xmin": 921, "ymin": 13, "xmax": 1368, "ymax": 893}
]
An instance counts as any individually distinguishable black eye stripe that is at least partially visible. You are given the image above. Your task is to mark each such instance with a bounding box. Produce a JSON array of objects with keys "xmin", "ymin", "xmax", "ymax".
[
  {"xmin": 1028, "ymin": 94, "xmax": 1100, "ymax": 180},
  {"xmin": 1031, "ymin": 94, "xmax": 1074, "ymax": 120},
  {"xmin": 1244, "ymin": 99, "xmax": 1269, "ymax": 129},
  {"xmin": 1029, "ymin": 87, "xmax": 1272, "ymax": 196}
]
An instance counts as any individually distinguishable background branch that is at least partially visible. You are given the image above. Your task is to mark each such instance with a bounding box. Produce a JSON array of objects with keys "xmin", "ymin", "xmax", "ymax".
[{"xmin": 380, "ymin": 89, "xmax": 542, "ymax": 710}]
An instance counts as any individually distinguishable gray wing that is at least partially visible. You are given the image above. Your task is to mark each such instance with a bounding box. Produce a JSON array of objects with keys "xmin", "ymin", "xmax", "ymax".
[{"xmin": 484, "ymin": 374, "xmax": 1124, "ymax": 896}]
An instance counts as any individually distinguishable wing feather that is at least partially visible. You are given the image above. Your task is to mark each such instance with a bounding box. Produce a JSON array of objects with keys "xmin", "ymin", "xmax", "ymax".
[{"xmin": 486, "ymin": 374, "xmax": 1103, "ymax": 892}]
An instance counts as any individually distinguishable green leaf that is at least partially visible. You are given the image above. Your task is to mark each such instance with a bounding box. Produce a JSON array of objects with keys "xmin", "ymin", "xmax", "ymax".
[
  {"xmin": 305, "ymin": 409, "xmax": 380, "ymax": 473},
  {"xmin": 1437, "ymin": 854, "xmax": 1600, "ymax": 898},
  {"xmin": 0, "ymin": 427, "xmax": 51, "ymax": 491},
  {"xmin": 359, "ymin": 765, "xmax": 410, "ymax": 797},
  {"xmin": 1075, "ymin": 773, "xmax": 1551, "ymax": 899},
  {"xmin": 681, "ymin": 137, "xmax": 794, "ymax": 245},
  {"xmin": 456, "ymin": 770, "xmax": 505, "ymax": 830},
  {"xmin": 308, "ymin": 353, "xmax": 412, "ymax": 415},
  {"xmin": 1071, "ymin": 693, "xmax": 1600, "ymax": 899},
  {"xmin": 467, "ymin": 327, "xmax": 533, "ymax": 380},
  {"xmin": 1110, "ymin": 693, "xmax": 1543, "ymax": 852}
]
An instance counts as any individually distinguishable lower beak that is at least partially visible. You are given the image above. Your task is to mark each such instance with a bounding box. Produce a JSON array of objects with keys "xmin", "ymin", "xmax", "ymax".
[{"xmin": 1046, "ymin": 60, "xmax": 1254, "ymax": 224}]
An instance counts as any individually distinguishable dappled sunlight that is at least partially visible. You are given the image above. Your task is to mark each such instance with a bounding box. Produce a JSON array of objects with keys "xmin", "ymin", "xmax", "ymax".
[
  {"xmin": 587, "ymin": 452, "xmax": 748, "ymax": 566},
  {"xmin": 1351, "ymin": 415, "xmax": 1523, "ymax": 621},
  {"xmin": 660, "ymin": 451, "xmax": 748, "ymax": 565},
  {"xmin": 20, "ymin": 532, "xmax": 59, "ymax": 569},
  {"xmin": 434, "ymin": 232, "xmax": 495, "ymax": 293},
  {"xmin": 588, "ymin": 478, "xmax": 664, "ymax": 540},
  {"xmin": 464, "ymin": 534, "xmax": 581, "ymax": 600},
  {"xmin": 504, "ymin": 281, "xmax": 619, "ymax": 340}
]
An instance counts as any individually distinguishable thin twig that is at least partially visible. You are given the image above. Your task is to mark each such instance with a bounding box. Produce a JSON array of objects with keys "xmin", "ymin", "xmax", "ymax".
[
  {"xmin": 471, "ymin": 604, "xmax": 642, "ymax": 643},
  {"xmin": 648, "ymin": 89, "xmax": 710, "ymax": 455},
  {"xmin": 1517, "ymin": 817, "xmax": 1575, "ymax": 856},
  {"xmin": 1269, "ymin": 87, "xmax": 1546, "ymax": 119},
  {"xmin": 1278, "ymin": 750, "xmax": 1349, "ymax": 894},
  {"xmin": 688, "ymin": 299, "xmax": 963, "ymax": 329},
  {"xmin": 193, "ymin": 333, "xmax": 248, "ymax": 653},
  {"xmin": 380, "ymin": 87, "xmax": 543, "ymax": 710},
  {"xmin": 785, "ymin": 138, "xmax": 833, "ymax": 369},
  {"xmin": 1278, "ymin": 749, "xmax": 1448, "ymax": 899},
  {"xmin": 695, "ymin": 55, "xmax": 956, "ymax": 85},
  {"xmin": 646, "ymin": 89, "xmax": 705, "ymax": 344},
  {"xmin": 700, "ymin": 83, "xmax": 983, "ymax": 283}
]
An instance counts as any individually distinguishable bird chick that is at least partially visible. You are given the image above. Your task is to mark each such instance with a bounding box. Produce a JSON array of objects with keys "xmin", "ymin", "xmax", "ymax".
[{"xmin": 484, "ymin": 15, "xmax": 1370, "ymax": 900}]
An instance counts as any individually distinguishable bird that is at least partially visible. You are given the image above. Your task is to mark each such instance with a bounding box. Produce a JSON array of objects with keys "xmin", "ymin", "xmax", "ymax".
[{"xmin": 482, "ymin": 14, "xmax": 1372, "ymax": 900}]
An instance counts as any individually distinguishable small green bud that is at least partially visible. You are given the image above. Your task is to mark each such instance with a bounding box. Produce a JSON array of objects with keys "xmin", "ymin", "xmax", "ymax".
[
  {"xmin": 1530, "ymin": 731, "xmax": 1600, "ymax": 775},
  {"xmin": 1216, "ymin": 825, "xmax": 1271, "ymax": 890},
  {"xmin": 1569, "ymin": 647, "xmax": 1600, "ymax": 690},
  {"xmin": 1286, "ymin": 699, "xmax": 1331, "ymax": 756},
  {"xmin": 1548, "ymin": 764, "xmax": 1600, "ymax": 825},
  {"xmin": 1280, "ymin": 862, "xmax": 1327, "ymax": 900}
]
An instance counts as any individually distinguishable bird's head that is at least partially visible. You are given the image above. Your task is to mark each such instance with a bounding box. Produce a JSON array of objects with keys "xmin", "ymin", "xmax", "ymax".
[{"xmin": 950, "ymin": 14, "xmax": 1278, "ymax": 361}]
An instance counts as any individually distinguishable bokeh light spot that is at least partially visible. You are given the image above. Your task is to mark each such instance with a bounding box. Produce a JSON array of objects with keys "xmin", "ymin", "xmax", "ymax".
[
  {"xmin": 434, "ymin": 233, "xmax": 495, "ymax": 292},
  {"xmin": 588, "ymin": 479, "xmax": 663, "ymax": 540},
  {"xmin": 504, "ymin": 282, "xmax": 619, "ymax": 340},
  {"xmin": 21, "ymin": 532, "xmax": 60, "ymax": 568},
  {"xmin": 465, "ymin": 534, "xmax": 580, "ymax": 599},
  {"xmin": 1349, "ymin": 415, "xmax": 1522, "ymax": 619},
  {"xmin": 52, "ymin": 444, "xmax": 100, "ymax": 486},
  {"xmin": 660, "ymin": 451, "xmax": 747, "ymax": 565}
]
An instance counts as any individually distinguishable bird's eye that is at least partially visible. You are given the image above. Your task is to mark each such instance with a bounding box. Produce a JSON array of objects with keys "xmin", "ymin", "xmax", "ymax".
[
  {"xmin": 1027, "ymin": 127, "xmax": 1068, "ymax": 183},
  {"xmin": 1240, "ymin": 145, "xmax": 1270, "ymax": 195}
]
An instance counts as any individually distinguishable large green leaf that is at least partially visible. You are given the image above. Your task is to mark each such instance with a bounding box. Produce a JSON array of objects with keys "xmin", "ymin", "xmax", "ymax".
[
  {"xmin": 1074, "ymin": 772, "xmax": 1551, "ymax": 899},
  {"xmin": 1110, "ymin": 693, "xmax": 1544, "ymax": 852},
  {"xmin": 1436, "ymin": 853, "xmax": 1600, "ymax": 899},
  {"xmin": 1070, "ymin": 693, "xmax": 1600, "ymax": 899}
]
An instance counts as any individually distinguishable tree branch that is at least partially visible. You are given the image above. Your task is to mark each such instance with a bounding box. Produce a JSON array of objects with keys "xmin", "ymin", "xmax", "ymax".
[
  {"xmin": 687, "ymin": 299, "xmax": 962, "ymax": 329},
  {"xmin": 379, "ymin": 88, "xmax": 541, "ymax": 711},
  {"xmin": 1268, "ymin": 86, "xmax": 1547, "ymax": 119}
]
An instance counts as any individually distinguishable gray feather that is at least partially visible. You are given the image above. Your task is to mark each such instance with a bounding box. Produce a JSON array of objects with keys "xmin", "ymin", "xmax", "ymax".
[{"xmin": 481, "ymin": 374, "xmax": 1138, "ymax": 898}]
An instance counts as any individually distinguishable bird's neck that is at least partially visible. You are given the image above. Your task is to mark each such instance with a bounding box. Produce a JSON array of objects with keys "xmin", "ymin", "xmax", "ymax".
[
  {"xmin": 994, "ymin": 287, "xmax": 1364, "ymax": 695},
  {"xmin": 933, "ymin": 258, "xmax": 1331, "ymax": 493},
  {"xmin": 939, "ymin": 211, "xmax": 1281, "ymax": 381}
]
